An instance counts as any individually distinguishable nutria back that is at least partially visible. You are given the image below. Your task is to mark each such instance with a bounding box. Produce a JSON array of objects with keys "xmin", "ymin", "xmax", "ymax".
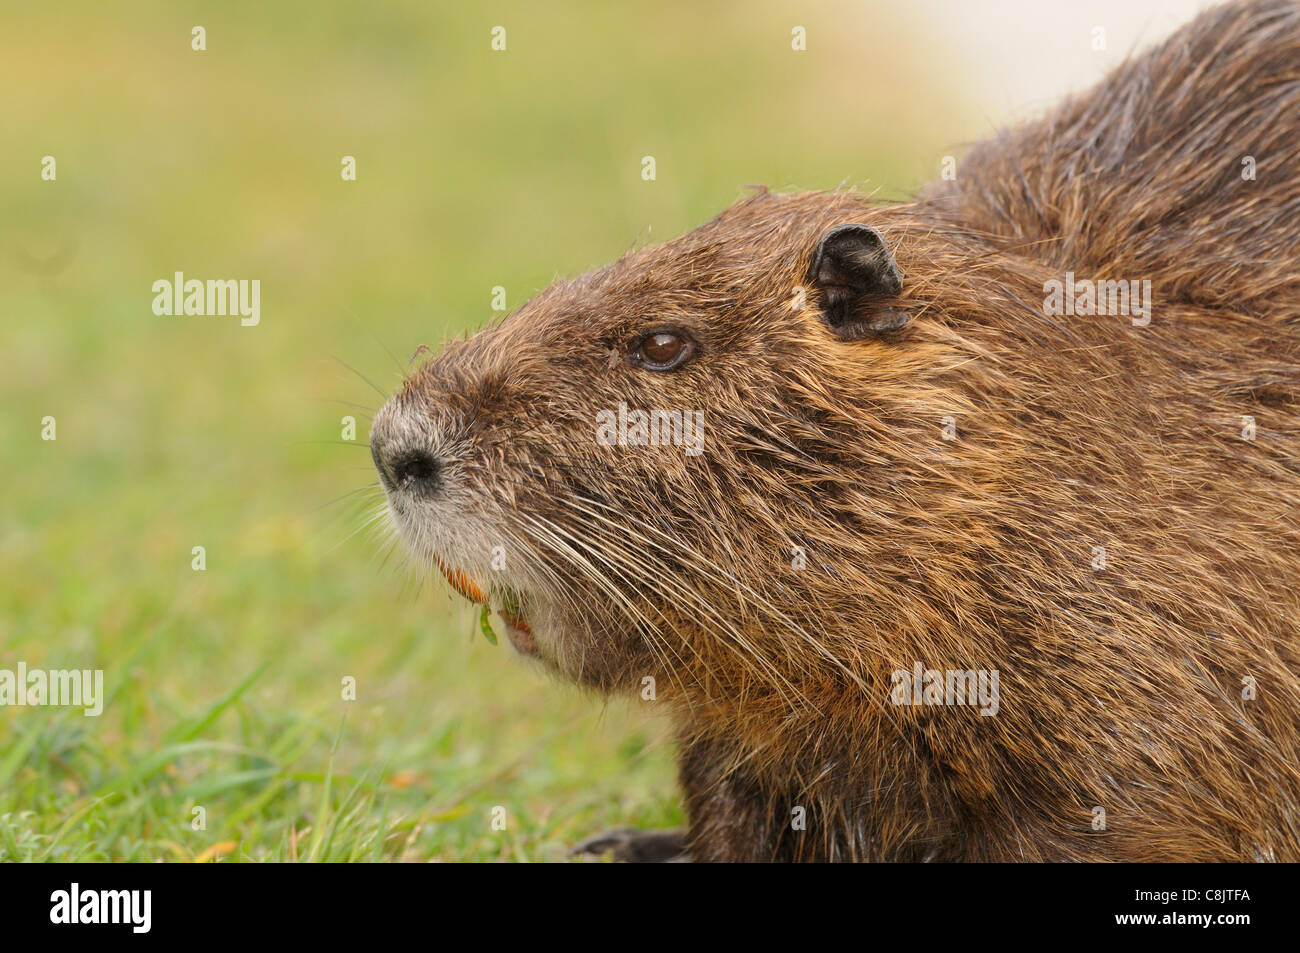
[{"xmin": 372, "ymin": 0, "xmax": 1300, "ymax": 861}]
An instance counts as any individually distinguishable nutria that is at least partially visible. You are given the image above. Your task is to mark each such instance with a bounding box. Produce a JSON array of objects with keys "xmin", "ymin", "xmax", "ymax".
[{"xmin": 369, "ymin": 0, "xmax": 1300, "ymax": 861}]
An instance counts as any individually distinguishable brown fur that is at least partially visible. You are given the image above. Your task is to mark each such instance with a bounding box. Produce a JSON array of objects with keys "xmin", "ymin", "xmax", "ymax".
[{"xmin": 372, "ymin": 0, "xmax": 1300, "ymax": 861}]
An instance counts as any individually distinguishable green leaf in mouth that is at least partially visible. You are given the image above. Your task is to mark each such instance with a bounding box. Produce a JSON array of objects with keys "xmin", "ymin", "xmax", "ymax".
[{"xmin": 478, "ymin": 604, "xmax": 498, "ymax": 645}]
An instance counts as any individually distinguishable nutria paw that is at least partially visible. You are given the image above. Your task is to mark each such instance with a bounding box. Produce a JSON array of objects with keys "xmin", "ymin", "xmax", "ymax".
[{"xmin": 570, "ymin": 828, "xmax": 689, "ymax": 863}]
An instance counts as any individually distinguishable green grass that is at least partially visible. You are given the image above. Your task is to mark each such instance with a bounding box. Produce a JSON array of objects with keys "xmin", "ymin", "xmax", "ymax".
[{"xmin": 0, "ymin": 0, "xmax": 978, "ymax": 861}]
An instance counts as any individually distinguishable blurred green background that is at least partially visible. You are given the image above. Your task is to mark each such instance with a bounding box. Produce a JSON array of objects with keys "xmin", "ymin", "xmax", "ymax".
[{"xmin": 0, "ymin": 0, "xmax": 983, "ymax": 860}]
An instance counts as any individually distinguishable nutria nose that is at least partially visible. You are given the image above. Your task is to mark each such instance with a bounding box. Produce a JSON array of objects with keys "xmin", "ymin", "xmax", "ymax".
[
  {"xmin": 374, "ymin": 443, "xmax": 442, "ymax": 497},
  {"xmin": 393, "ymin": 449, "xmax": 441, "ymax": 492}
]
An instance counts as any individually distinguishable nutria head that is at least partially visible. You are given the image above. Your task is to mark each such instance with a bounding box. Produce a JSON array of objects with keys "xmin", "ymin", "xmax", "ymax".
[{"xmin": 369, "ymin": 189, "xmax": 924, "ymax": 693}]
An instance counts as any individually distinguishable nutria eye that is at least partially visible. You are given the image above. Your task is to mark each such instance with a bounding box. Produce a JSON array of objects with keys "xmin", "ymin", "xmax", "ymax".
[{"xmin": 631, "ymin": 329, "xmax": 696, "ymax": 371}]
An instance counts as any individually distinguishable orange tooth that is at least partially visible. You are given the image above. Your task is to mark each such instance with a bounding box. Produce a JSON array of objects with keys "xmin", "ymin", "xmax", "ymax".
[
  {"xmin": 500, "ymin": 609, "xmax": 532, "ymax": 634},
  {"xmin": 435, "ymin": 557, "xmax": 487, "ymax": 604}
]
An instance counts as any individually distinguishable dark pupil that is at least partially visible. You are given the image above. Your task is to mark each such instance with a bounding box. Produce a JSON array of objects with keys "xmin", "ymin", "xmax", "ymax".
[{"xmin": 643, "ymin": 333, "xmax": 681, "ymax": 363}]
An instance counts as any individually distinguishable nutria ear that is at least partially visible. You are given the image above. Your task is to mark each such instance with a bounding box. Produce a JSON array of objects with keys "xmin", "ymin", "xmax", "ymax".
[{"xmin": 808, "ymin": 223, "xmax": 909, "ymax": 339}]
